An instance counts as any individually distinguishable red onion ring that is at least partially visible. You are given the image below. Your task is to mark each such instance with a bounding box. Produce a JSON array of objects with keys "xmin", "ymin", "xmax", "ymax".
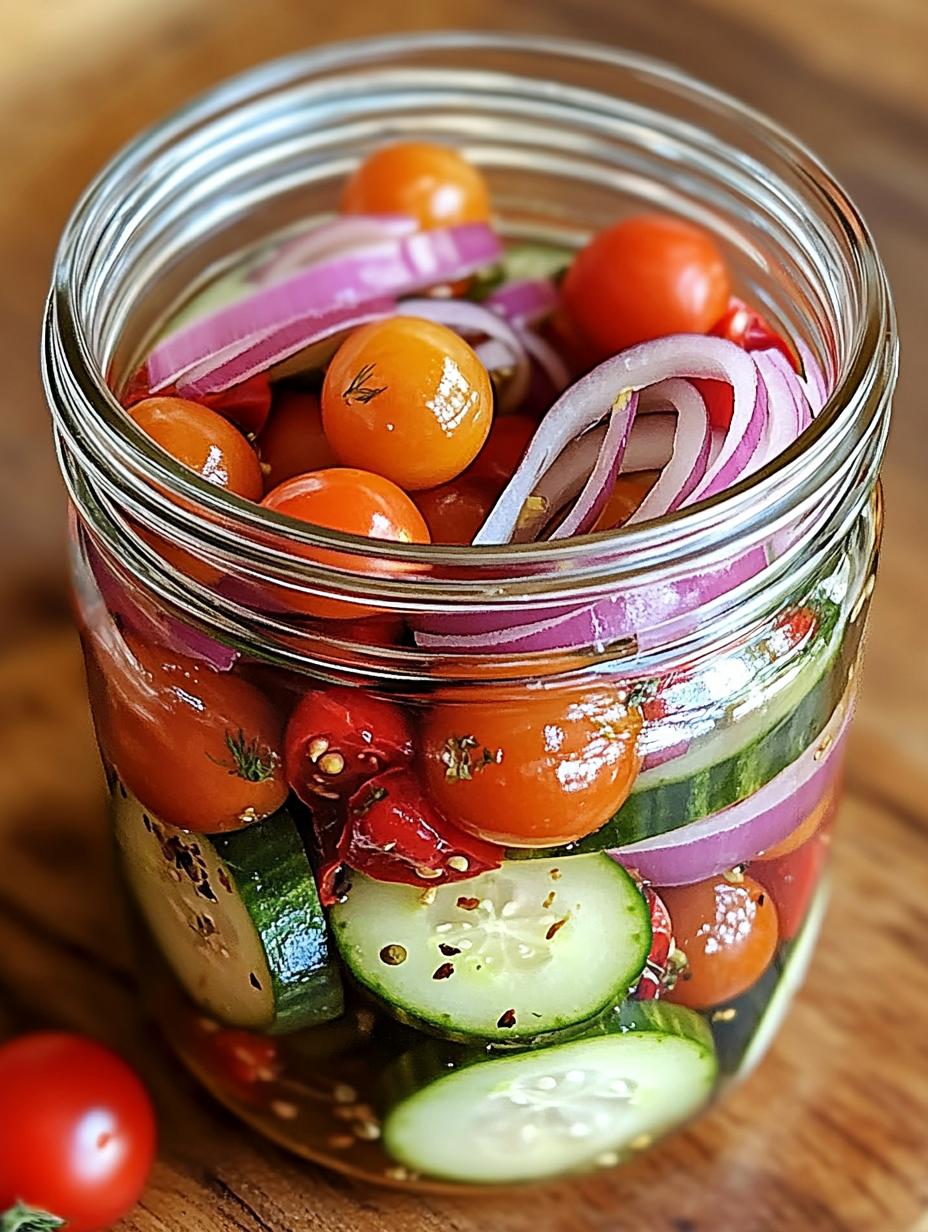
[
  {"xmin": 485, "ymin": 278, "xmax": 558, "ymax": 327},
  {"xmin": 628, "ymin": 380, "xmax": 711, "ymax": 522},
  {"xmin": 549, "ymin": 390, "xmax": 639, "ymax": 539},
  {"xmin": 609, "ymin": 695, "xmax": 850, "ymax": 886},
  {"xmin": 250, "ymin": 214, "xmax": 418, "ymax": 285}
]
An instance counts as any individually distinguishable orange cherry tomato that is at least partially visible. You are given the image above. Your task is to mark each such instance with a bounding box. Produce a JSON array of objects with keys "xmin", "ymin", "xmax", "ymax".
[
  {"xmin": 128, "ymin": 396, "xmax": 263, "ymax": 500},
  {"xmin": 413, "ymin": 476, "xmax": 496, "ymax": 544},
  {"xmin": 261, "ymin": 467, "xmax": 430, "ymax": 620},
  {"xmin": 420, "ymin": 688, "xmax": 642, "ymax": 847},
  {"xmin": 257, "ymin": 389, "xmax": 338, "ymax": 490},
  {"xmin": 594, "ymin": 471, "xmax": 660, "ymax": 530},
  {"xmin": 341, "ymin": 141, "xmax": 491, "ymax": 231},
  {"xmin": 321, "ymin": 317, "xmax": 493, "ymax": 491},
  {"xmin": 98, "ymin": 633, "xmax": 287, "ymax": 832},
  {"xmin": 561, "ymin": 215, "xmax": 731, "ymax": 361},
  {"xmin": 466, "ymin": 414, "xmax": 537, "ymax": 491},
  {"xmin": 662, "ymin": 874, "xmax": 779, "ymax": 1009}
]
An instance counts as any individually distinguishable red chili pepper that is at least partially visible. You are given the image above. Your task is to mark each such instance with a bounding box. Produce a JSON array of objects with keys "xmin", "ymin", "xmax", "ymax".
[
  {"xmin": 122, "ymin": 366, "xmax": 272, "ymax": 438},
  {"xmin": 316, "ymin": 767, "xmax": 502, "ymax": 901},
  {"xmin": 635, "ymin": 886, "xmax": 674, "ymax": 1000},
  {"xmin": 285, "ymin": 686, "xmax": 414, "ymax": 806},
  {"xmin": 693, "ymin": 296, "xmax": 799, "ymax": 430}
]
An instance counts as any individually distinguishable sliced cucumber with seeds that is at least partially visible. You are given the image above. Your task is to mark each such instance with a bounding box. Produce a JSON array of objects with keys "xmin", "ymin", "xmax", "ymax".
[
  {"xmin": 381, "ymin": 1000, "xmax": 717, "ymax": 1184},
  {"xmin": 330, "ymin": 855, "xmax": 650, "ymax": 1044},
  {"xmin": 113, "ymin": 783, "xmax": 343, "ymax": 1033}
]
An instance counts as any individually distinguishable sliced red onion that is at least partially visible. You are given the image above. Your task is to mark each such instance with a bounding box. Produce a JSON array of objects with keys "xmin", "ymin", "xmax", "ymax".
[
  {"xmin": 147, "ymin": 222, "xmax": 502, "ymax": 394},
  {"xmin": 518, "ymin": 325, "xmax": 571, "ymax": 395},
  {"xmin": 512, "ymin": 424, "xmax": 607, "ymax": 543},
  {"xmin": 251, "ymin": 214, "xmax": 419, "ymax": 285},
  {"xmin": 621, "ymin": 412, "xmax": 676, "ymax": 473},
  {"xmin": 796, "ymin": 338, "xmax": 830, "ymax": 414},
  {"xmin": 396, "ymin": 298, "xmax": 530, "ymax": 411},
  {"xmin": 764, "ymin": 347, "xmax": 814, "ymax": 431},
  {"xmin": 85, "ymin": 538, "xmax": 239, "ymax": 671},
  {"xmin": 485, "ymin": 278, "xmax": 558, "ymax": 327},
  {"xmin": 745, "ymin": 350, "xmax": 804, "ymax": 477},
  {"xmin": 627, "ymin": 380, "xmax": 711, "ymax": 522},
  {"xmin": 609, "ymin": 697, "xmax": 850, "ymax": 886},
  {"xmin": 549, "ymin": 390, "xmax": 639, "ymax": 539}
]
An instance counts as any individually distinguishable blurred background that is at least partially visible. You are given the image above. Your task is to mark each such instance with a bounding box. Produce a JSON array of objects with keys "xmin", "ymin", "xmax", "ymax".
[{"xmin": 1, "ymin": 2, "xmax": 925, "ymax": 1230}]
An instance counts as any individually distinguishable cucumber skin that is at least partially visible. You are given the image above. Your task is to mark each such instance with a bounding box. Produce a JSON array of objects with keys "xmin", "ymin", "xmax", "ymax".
[
  {"xmin": 213, "ymin": 812, "xmax": 344, "ymax": 1034},
  {"xmin": 380, "ymin": 999, "xmax": 717, "ymax": 1159},
  {"xmin": 512, "ymin": 604, "xmax": 862, "ymax": 859}
]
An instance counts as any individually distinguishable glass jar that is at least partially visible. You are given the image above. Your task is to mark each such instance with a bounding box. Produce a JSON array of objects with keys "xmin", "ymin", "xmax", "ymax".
[{"xmin": 43, "ymin": 34, "xmax": 895, "ymax": 1191}]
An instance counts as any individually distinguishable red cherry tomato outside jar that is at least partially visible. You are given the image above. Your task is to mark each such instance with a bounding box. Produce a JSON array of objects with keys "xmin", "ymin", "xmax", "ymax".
[
  {"xmin": 257, "ymin": 388, "xmax": 337, "ymax": 490},
  {"xmin": 285, "ymin": 685, "xmax": 414, "ymax": 804},
  {"xmin": 662, "ymin": 874, "xmax": 779, "ymax": 1009},
  {"xmin": 561, "ymin": 214, "xmax": 731, "ymax": 362},
  {"xmin": 321, "ymin": 317, "xmax": 493, "ymax": 491},
  {"xmin": 341, "ymin": 141, "xmax": 492, "ymax": 230},
  {"xmin": 0, "ymin": 1033, "xmax": 156, "ymax": 1232},
  {"xmin": 260, "ymin": 467, "xmax": 430, "ymax": 620}
]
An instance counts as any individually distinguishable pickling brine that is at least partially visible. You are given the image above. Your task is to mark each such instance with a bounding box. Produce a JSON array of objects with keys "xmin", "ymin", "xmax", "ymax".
[{"xmin": 46, "ymin": 35, "xmax": 895, "ymax": 1190}]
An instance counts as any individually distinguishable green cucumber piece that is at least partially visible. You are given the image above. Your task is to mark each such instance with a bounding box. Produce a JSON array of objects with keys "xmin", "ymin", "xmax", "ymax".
[
  {"xmin": 381, "ymin": 1000, "xmax": 717, "ymax": 1183},
  {"xmin": 330, "ymin": 856, "xmax": 650, "ymax": 1044},
  {"xmin": 713, "ymin": 879, "xmax": 829, "ymax": 1079},
  {"xmin": 516, "ymin": 611, "xmax": 861, "ymax": 858},
  {"xmin": 468, "ymin": 240, "xmax": 572, "ymax": 300},
  {"xmin": 113, "ymin": 783, "xmax": 343, "ymax": 1033}
]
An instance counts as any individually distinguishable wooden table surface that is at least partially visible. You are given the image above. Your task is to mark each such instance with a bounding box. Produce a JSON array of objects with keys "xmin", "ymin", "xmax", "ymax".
[{"xmin": 1, "ymin": 3, "xmax": 926, "ymax": 1230}]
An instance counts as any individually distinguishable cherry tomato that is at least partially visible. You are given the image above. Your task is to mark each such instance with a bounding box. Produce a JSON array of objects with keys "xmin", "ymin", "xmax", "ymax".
[
  {"xmin": 261, "ymin": 467, "xmax": 430, "ymax": 620},
  {"xmin": 332, "ymin": 613, "xmax": 407, "ymax": 647},
  {"xmin": 561, "ymin": 215, "xmax": 731, "ymax": 361},
  {"xmin": 413, "ymin": 476, "xmax": 496, "ymax": 544},
  {"xmin": 466, "ymin": 415, "xmax": 536, "ymax": 490},
  {"xmin": 420, "ymin": 688, "xmax": 642, "ymax": 846},
  {"xmin": 338, "ymin": 767, "xmax": 503, "ymax": 887},
  {"xmin": 341, "ymin": 141, "xmax": 491, "ymax": 231},
  {"xmin": 98, "ymin": 632, "xmax": 287, "ymax": 832},
  {"xmin": 321, "ymin": 318, "xmax": 493, "ymax": 491},
  {"xmin": 285, "ymin": 685, "xmax": 413, "ymax": 804},
  {"xmin": 123, "ymin": 370, "xmax": 272, "ymax": 438},
  {"xmin": 662, "ymin": 874, "xmax": 779, "ymax": 1009},
  {"xmin": 0, "ymin": 1033, "xmax": 156, "ymax": 1232},
  {"xmin": 128, "ymin": 396, "xmax": 264, "ymax": 500},
  {"xmin": 257, "ymin": 389, "xmax": 337, "ymax": 490},
  {"xmin": 593, "ymin": 471, "xmax": 659, "ymax": 530},
  {"xmin": 692, "ymin": 298, "xmax": 798, "ymax": 429},
  {"xmin": 754, "ymin": 829, "xmax": 831, "ymax": 940}
]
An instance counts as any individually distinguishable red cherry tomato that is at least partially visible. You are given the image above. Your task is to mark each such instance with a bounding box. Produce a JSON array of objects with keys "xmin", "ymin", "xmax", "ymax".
[
  {"xmin": 285, "ymin": 685, "xmax": 413, "ymax": 804},
  {"xmin": 260, "ymin": 467, "xmax": 430, "ymax": 620},
  {"xmin": 413, "ymin": 476, "xmax": 497, "ymax": 544},
  {"xmin": 561, "ymin": 215, "xmax": 731, "ymax": 361},
  {"xmin": 0, "ymin": 1033, "xmax": 156, "ymax": 1232},
  {"xmin": 337, "ymin": 767, "xmax": 503, "ymax": 888},
  {"xmin": 754, "ymin": 828, "xmax": 832, "ymax": 940},
  {"xmin": 662, "ymin": 874, "xmax": 779, "ymax": 1009},
  {"xmin": 97, "ymin": 632, "xmax": 287, "ymax": 832},
  {"xmin": 420, "ymin": 688, "xmax": 642, "ymax": 847},
  {"xmin": 321, "ymin": 318, "xmax": 493, "ymax": 491},
  {"xmin": 332, "ymin": 613, "xmax": 407, "ymax": 647},
  {"xmin": 257, "ymin": 389, "xmax": 337, "ymax": 490},
  {"xmin": 466, "ymin": 415, "xmax": 537, "ymax": 490},
  {"xmin": 341, "ymin": 141, "xmax": 491, "ymax": 231}
]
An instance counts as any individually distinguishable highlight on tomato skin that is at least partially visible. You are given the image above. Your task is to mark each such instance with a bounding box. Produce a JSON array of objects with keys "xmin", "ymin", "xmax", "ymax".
[
  {"xmin": 321, "ymin": 317, "xmax": 493, "ymax": 492},
  {"xmin": 561, "ymin": 214, "xmax": 731, "ymax": 361},
  {"xmin": 419, "ymin": 688, "xmax": 643, "ymax": 847},
  {"xmin": 260, "ymin": 467, "xmax": 431, "ymax": 620},
  {"xmin": 341, "ymin": 141, "xmax": 492, "ymax": 231}
]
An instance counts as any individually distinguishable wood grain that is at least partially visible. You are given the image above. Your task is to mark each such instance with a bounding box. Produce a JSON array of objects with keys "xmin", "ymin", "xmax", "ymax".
[{"xmin": 1, "ymin": 2, "xmax": 926, "ymax": 1231}]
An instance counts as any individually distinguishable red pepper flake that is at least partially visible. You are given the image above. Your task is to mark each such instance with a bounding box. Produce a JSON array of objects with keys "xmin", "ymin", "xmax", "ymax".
[
  {"xmin": 497, "ymin": 1008, "xmax": 517, "ymax": 1029},
  {"xmin": 545, "ymin": 917, "xmax": 569, "ymax": 941},
  {"xmin": 438, "ymin": 943, "xmax": 461, "ymax": 957},
  {"xmin": 441, "ymin": 734, "xmax": 502, "ymax": 781},
  {"xmin": 432, "ymin": 963, "xmax": 455, "ymax": 981},
  {"xmin": 542, "ymin": 891, "xmax": 556, "ymax": 910},
  {"xmin": 549, "ymin": 868, "xmax": 562, "ymax": 881},
  {"xmin": 456, "ymin": 896, "xmax": 480, "ymax": 911}
]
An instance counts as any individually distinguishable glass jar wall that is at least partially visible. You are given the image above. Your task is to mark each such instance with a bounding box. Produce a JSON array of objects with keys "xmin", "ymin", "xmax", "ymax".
[{"xmin": 44, "ymin": 35, "xmax": 894, "ymax": 1191}]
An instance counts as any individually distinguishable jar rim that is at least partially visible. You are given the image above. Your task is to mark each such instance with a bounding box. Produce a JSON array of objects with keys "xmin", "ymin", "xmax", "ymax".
[{"xmin": 44, "ymin": 31, "xmax": 896, "ymax": 623}]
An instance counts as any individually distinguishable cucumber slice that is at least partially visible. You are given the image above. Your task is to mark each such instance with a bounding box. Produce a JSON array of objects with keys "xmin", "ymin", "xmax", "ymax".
[
  {"xmin": 330, "ymin": 856, "xmax": 650, "ymax": 1044},
  {"xmin": 713, "ymin": 879, "xmax": 829, "ymax": 1079},
  {"xmin": 113, "ymin": 783, "xmax": 343, "ymax": 1033},
  {"xmin": 381, "ymin": 1000, "xmax": 717, "ymax": 1183},
  {"xmin": 530, "ymin": 612, "xmax": 861, "ymax": 857}
]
